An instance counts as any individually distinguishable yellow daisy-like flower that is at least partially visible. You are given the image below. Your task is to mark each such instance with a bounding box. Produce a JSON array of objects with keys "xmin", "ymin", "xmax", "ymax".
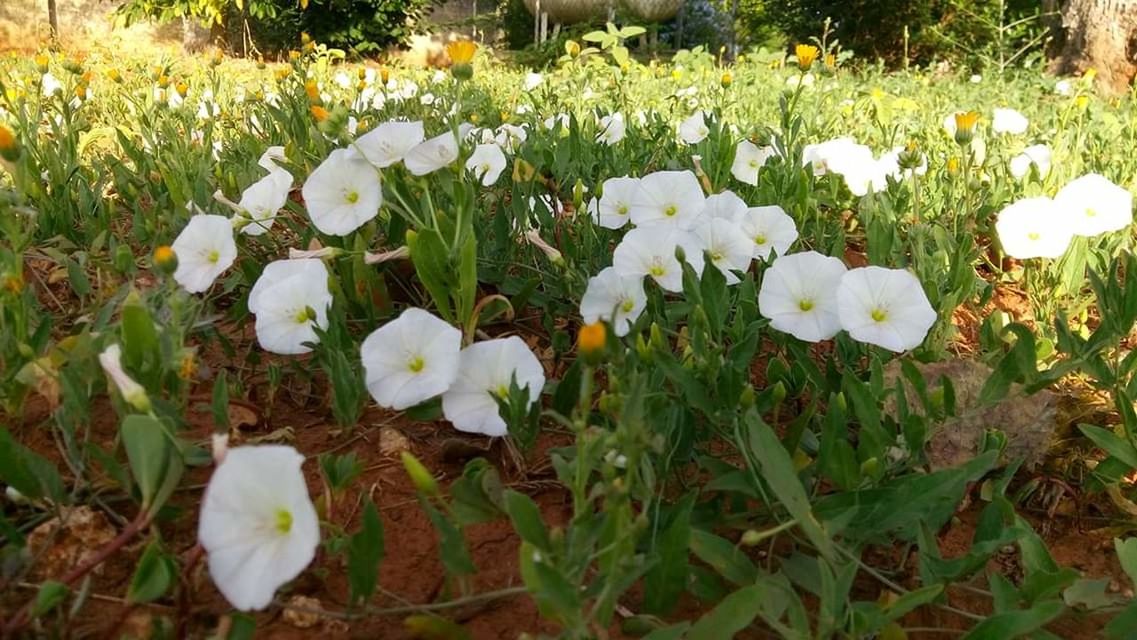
[
  {"xmin": 310, "ymin": 105, "xmax": 329, "ymax": 122},
  {"xmin": 446, "ymin": 39, "xmax": 477, "ymax": 65},
  {"xmin": 794, "ymin": 44, "xmax": 820, "ymax": 71},
  {"xmin": 577, "ymin": 322, "xmax": 607, "ymax": 358},
  {"xmin": 953, "ymin": 110, "xmax": 980, "ymax": 145}
]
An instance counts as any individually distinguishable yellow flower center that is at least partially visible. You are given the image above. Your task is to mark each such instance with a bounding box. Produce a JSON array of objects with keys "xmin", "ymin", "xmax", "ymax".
[
  {"xmin": 649, "ymin": 264, "xmax": 666, "ymax": 277},
  {"xmin": 1086, "ymin": 208, "xmax": 1097, "ymax": 218},
  {"xmin": 274, "ymin": 508, "xmax": 293, "ymax": 534},
  {"xmin": 345, "ymin": 190, "xmax": 359, "ymax": 204},
  {"xmin": 710, "ymin": 250, "xmax": 724, "ymax": 262},
  {"xmin": 207, "ymin": 249, "xmax": 220, "ymax": 264},
  {"xmin": 664, "ymin": 205, "xmax": 678, "ymax": 217},
  {"xmin": 754, "ymin": 234, "xmax": 767, "ymax": 245},
  {"xmin": 494, "ymin": 384, "xmax": 509, "ymax": 399},
  {"xmin": 798, "ymin": 299, "xmax": 814, "ymax": 312},
  {"xmin": 1027, "ymin": 232, "xmax": 1040, "ymax": 241},
  {"xmin": 617, "ymin": 205, "xmax": 628, "ymax": 215},
  {"xmin": 620, "ymin": 299, "xmax": 635, "ymax": 313},
  {"xmin": 871, "ymin": 308, "xmax": 888, "ymax": 322},
  {"xmin": 749, "ymin": 159, "xmax": 759, "ymax": 169},
  {"xmin": 407, "ymin": 355, "xmax": 425, "ymax": 373},
  {"xmin": 293, "ymin": 306, "xmax": 315, "ymax": 324}
]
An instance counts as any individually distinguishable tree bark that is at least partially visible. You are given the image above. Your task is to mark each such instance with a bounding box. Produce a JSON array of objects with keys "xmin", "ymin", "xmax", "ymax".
[
  {"xmin": 1049, "ymin": 0, "xmax": 1137, "ymax": 93},
  {"xmin": 46, "ymin": 0, "xmax": 58, "ymax": 42}
]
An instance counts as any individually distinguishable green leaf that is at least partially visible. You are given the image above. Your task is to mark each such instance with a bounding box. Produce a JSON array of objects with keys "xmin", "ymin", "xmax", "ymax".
[
  {"xmin": 644, "ymin": 492, "xmax": 696, "ymax": 614},
  {"xmin": 120, "ymin": 290, "xmax": 158, "ymax": 373},
  {"xmin": 32, "ymin": 580, "xmax": 69, "ymax": 617},
  {"xmin": 0, "ymin": 427, "xmax": 65, "ymax": 502},
  {"xmin": 407, "ymin": 229, "xmax": 454, "ymax": 321},
  {"xmin": 961, "ymin": 600, "xmax": 1064, "ymax": 639},
  {"xmin": 739, "ymin": 410, "xmax": 834, "ymax": 560},
  {"xmin": 689, "ymin": 529, "xmax": 757, "ymax": 586},
  {"xmin": 448, "ymin": 458, "xmax": 504, "ymax": 525},
  {"xmin": 1062, "ymin": 578, "xmax": 1114, "ymax": 610},
  {"xmin": 1115, "ymin": 537, "xmax": 1137, "ymax": 586},
  {"xmin": 1105, "ymin": 600, "xmax": 1137, "ymax": 639},
  {"xmin": 502, "ymin": 489, "xmax": 549, "ymax": 550},
  {"xmin": 211, "ymin": 370, "xmax": 229, "ymax": 431},
  {"xmin": 457, "ymin": 234, "xmax": 478, "ymax": 325},
  {"xmin": 1079, "ymin": 424, "xmax": 1137, "ymax": 470},
  {"xmin": 641, "ymin": 623, "xmax": 690, "ymax": 640},
  {"xmin": 421, "ymin": 500, "xmax": 476, "ymax": 576},
  {"xmin": 121, "ymin": 415, "xmax": 183, "ymax": 513},
  {"xmin": 226, "ymin": 613, "xmax": 256, "ymax": 640},
  {"xmin": 687, "ymin": 586, "xmax": 764, "ymax": 640},
  {"xmin": 127, "ymin": 541, "xmax": 176, "ymax": 603},
  {"xmin": 347, "ymin": 499, "xmax": 385, "ymax": 605}
]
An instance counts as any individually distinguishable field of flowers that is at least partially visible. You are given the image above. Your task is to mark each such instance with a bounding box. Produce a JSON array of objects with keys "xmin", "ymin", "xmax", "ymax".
[{"xmin": 3, "ymin": 29, "xmax": 1137, "ymax": 638}]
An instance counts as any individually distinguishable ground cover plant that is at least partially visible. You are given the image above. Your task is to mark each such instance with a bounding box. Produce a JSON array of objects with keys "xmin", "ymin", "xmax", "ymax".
[{"xmin": 3, "ymin": 31, "xmax": 1137, "ymax": 639}]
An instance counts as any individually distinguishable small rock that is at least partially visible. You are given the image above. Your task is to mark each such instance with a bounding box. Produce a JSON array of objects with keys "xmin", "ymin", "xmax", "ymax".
[
  {"xmin": 282, "ymin": 595, "xmax": 324, "ymax": 629},
  {"xmin": 379, "ymin": 427, "xmax": 411, "ymax": 457},
  {"xmin": 26, "ymin": 506, "xmax": 117, "ymax": 580}
]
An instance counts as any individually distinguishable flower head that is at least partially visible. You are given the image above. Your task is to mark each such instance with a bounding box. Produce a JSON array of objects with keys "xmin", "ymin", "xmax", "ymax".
[
  {"xmin": 98, "ymin": 344, "xmax": 150, "ymax": 412},
  {"xmin": 1009, "ymin": 144, "xmax": 1051, "ymax": 181},
  {"xmin": 465, "ymin": 143, "xmax": 507, "ymax": 186},
  {"xmin": 994, "ymin": 197, "xmax": 1073, "ymax": 259},
  {"xmin": 441, "ymin": 337, "xmax": 545, "ymax": 437},
  {"xmin": 597, "ymin": 113, "xmax": 626, "ymax": 145},
  {"xmin": 678, "ymin": 111, "xmax": 710, "ymax": 144},
  {"xmin": 403, "ymin": 131, "xmax": 459, "ymax": 176},
  {"xmin": 691, "ymin": 217, "xmax": 754, "ymax": 285},
  {"xmin": 731, "ymin": 140, "xmax": 774, "ymax": 186},
  {"xmin": 629, "ymin": 170, "xmax": 706, "ymax": 229},
  {"xmin": 579, "ymin": 266, "xmax": 647, "ymax": 337},
  {"xmin": 446, "ymin": 40, "xmax": 477, "ymax": 65},
  {"xmin": 613, "ymin": 226, "xmax": 704, "ymax": 292},
  {"xmin": 758, "ymin": 251, "xmax": 846, "ymax": 342},
  {"xmin": 953, "ymin": 111, "xmax": 980, "ymax": 145},
  {"xmin": 350, "ymin": 120, "xmax": 424, "ymax": 168},
  {"xmin": 992, "ymin": 107, "xmax": 1028, "ymax": 135},
  {"xmin": 247, "ymin": 259, "xmax": 333, "ymax": 355},
  {"xmin": 198, "ymin": 445, "xmax": 319, "ymax": 611},
  {"xmin": 361, "ymin": 308, "xmax": 461, "ymax": 410},
  {"xmin": 701, "ymin": 191, "xmax": 748, "ymax": 222},
  {"xmin": 1054, "ymin": 173, "xmax": 1133, "ymax": 237},
  {"xmin": 171, "ymin": 214, "xmax": 237, "ymax": 293},
  {"xmin": 837, "ymin": 267, "xmax": 936, "ymax": 352},
  {"xmin": 738, "ymin": 205, "xmax": 798, "ymax": 261},
  {"xmin": 577, "ymin": 322, "xmax": 606, "ymax": 357},
  {"xmin": 0, "ymin": 124, "xmax": 19, "ymax": 162},
  {"xmin": 794, "ymin": 44, "xmax": 820, "ymax": 71},
  {"xmin": 595, "ymin": 176, "xmax": 640, "ymax": 229},
  {"xmin": 302, "ymin": 148, "xmax": 382, "ymax": 236},
  {"xmin": 235, "ymin": 171, "xmax": 292, "ymax": 236}
]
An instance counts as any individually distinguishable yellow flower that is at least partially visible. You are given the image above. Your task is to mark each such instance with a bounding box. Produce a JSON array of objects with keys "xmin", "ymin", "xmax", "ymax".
[
  {"xmin": 794, "ymin": 44, "xmax": 820, "ymax": 71},
  {"xmin": 824, "ymin": 53, "xmax": 837, "ymax": 69},
  {"xmin": 157, "ymin": 74, "xmax": 170, "ymax": 89},
  {"xmin": 310, "ymin": 105, "xmax": 329, "ymax": 122},
  {"xmin": 74, "ymin": 84, "xmax": 88, "ymax": 101},
  {"xmin": 953, "ymin": 111, "xmax": 980, "ymax": 145},
  {"xmin": 175, "ymin": 81, "xmax": 188, "ymax": 98},
  {"xmin": 1083, "ymin": 68, "xmax": 1097, "ymax": 83},
  {"xmin": 565, "ymin": 40, "xmax": 581, "ymax": 58},
  {"xmin": 304, "ymin": 80, "xmax": 320, "ymax": 103},
  {"xmin": 106, "ymin": 68, "xmax": 121, "ymax": 83},
  {"xmin": 720, "ymin": 71, "xmax": 733, "ymax": 88},
  {"xmin": 380, "ymin": 66, "xmax": 390, "ymax": 84},
  {"xmin": 153, "ymin": 245, "xmax": 178, "ymax": 274},
  {"xmin": 947, "ymin": 157, "xmax": 960, "ymax": 176},
  {"xmin": 577, "ymin": 322, "xmax": 607, "ymax": 358},
  {"xmin": 446, "ymin": 39, "xmax": 477, "ymax": 65},
  {"xmin": 0, "ymin": 124, "xmax": 19, "ymax": 162},
  {"xmin": 288, "ymin": 50, "xmax": 301, "ymax": 62},
  {"xmin": 1076, "ymin": 95, "xmax": 1090, "ymax": 110},
  {"xmin": 35, "ymin": 53, "xmax": 49, "ymax": 73}
]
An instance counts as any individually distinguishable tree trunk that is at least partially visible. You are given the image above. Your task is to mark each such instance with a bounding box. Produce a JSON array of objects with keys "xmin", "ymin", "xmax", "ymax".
[
  {"xmin": 1049, "ymin": 0, "xmax": 1137, "ymax": 93},
  {"xmin": 46, "ymin": 0, "xmax": 58, "ymax": 42}
]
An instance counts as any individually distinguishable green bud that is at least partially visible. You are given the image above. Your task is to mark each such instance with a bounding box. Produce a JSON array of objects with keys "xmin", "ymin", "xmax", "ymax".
[
  {"xmin": 400, "ymin": 451, "xmax": 438, "ymax": 496},
  {"xmin": 771, "ymin": 381, "xmax": 787, "ymax": 406},
  {"xmin": 860, "ymin": 457, "xmax": 880, "ymax": 477},
  {"xmin": 739, "ymin": 384, "xmax": 756, "ymax": 409},
  {"xmin": 740, "ymin": 529, "xmax": 763, "ymax": 546}
]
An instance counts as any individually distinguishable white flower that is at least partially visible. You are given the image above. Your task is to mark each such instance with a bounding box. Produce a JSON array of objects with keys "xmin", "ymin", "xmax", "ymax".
[
  {"xmin": 198, "ymin": 445, "xmax": 320, "ymax": 611},
  {"xmin": 758, "ymin": 251, "xmax": 847, "ymax": 342},
  {"xmin": 738, "ymin": 205, "xmax": 798, "ymax": 261},
  {"xmin": 613, "ymin": 226, "xmax": 704, "ymax": 293},
  {"xmin": 629, "ymin": 170, "xmax": 706, "ymax": 229},
  {"xmin": 994, "ymin": 197, "xmax": 1073, "ymax": 259},
  {"xmin": 970, "ymin": 74, "xmax": 982, "ymax": 84},
  {"xmin": 350, "ymin": 120, "xmax": 424, "ymax": 168},
  {"xmin": 172, "ymin": 214, "xmax": 237, "ymax": 293},
  {"xmin": 1009, "ymin": 144, "xmax": 1052, "ymax": 181},
  {"xmin": 235, "ymin": 171, "xmax": 292, "ymax": 236},
  {"xmin": 594, "ymin": 176, "xmax": 640, "ymax": 229},
  {"xmin": 420, "ymin": 93, "xmax": 436, "ymax": 106},
  {"xmin": 495, "ymin": 124, "xmax": 528, "ymax": 152},
  {"xmin": 544, "ymin": 113, "xmax": 570, "ymax": 130},
  {"xmin": 678, "ymin": 111, "xmax": 710, "ymax": 144},
  {"xmin": 42, "ymin": 72, "xmax": 62, "ymax": 96},
  {"xmin": 786, "ymin": 73, "xmax": 815, "ymax": 88},
  {"xmin": 837, "ymin": 267, "xmax": 936, "ymax": 352},
  {"xmin": 691, "ymin": 217, "xmax": 754, "ymax": 285},
  {"xmin": 701, "ymin": 191, "xmax": 747, "ymax": 222},
  {"xmin": 258, "ymin": 146, "xmax": 288, "ymax": 174},
  {"xmin": 597, "ymin": 113, "xmax": 626, "ymax": 145},
  {"xmin": 465, "ymin": 143, "xmax": 507, "ymax": 186},
  {"xmin": 801, "ymin": 138, "xmax": 873, "ymax": 177},
  {"xmin": 732, "ymin": 140, "xmax": 775, "ymax": 186},
  {"xmin": 580, "ymin": 267, "xmax": 647, "ymax": 337},
  {"xmin": 1055, "ymin": 79, "xmax": 1072, "ymax": 96},
  {"xmin": 98, "ymin": 344, "xmax": 149, "ymax": 411},
  {"xmin": 992, "ymin": 108, "xmax": 1028, "ymax": 135},
  {"xmin": 1054, "ymin": 173, "xmax": 1133, "ymax": 237},
  {"xmin": 247, "ymin": 259, "xmax": 332, "ymax": 355},
  {"xmin": 524, "ymin": 72, "xmax": 543, "ymax": 91},
  {"xmin": 360, "ymin": 308, "xmax": 461, "ymax": 410},
  {"xmin": 302, "ymin": 149, "xmax": 382, "ymax": 236},
  {"xmin": 441, "ymin": 337, "xmax": 545, "ymax": 437},
  {"xmin": 403, "ymin": 131, "xmax": 459, "ymax": 176}
]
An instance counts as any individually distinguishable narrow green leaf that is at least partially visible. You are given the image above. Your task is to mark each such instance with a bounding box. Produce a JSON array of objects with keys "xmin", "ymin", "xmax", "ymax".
[
  {"xmin": 961, "ymin": 600, "xmax": 1064, "ymax": 639},
  {"xmin": 644, "ymin": 492, "xmax": 696, "ymax": 614},
  {"xmin": 502, "ymin": 489, "xmax": 550, "ymax": 550},
  {"xmin": 347, "ymin": 499, "xmax": 385, "ymax": 605}
]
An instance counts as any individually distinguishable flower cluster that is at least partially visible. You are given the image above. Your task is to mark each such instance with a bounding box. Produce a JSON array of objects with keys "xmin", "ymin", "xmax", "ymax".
[{"xmin": 996, "ymin": 173, "xmax": 1133, "ymax": 259}]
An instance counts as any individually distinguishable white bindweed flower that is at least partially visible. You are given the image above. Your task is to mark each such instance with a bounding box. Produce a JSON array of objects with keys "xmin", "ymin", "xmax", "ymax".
[
  {"xmin": 258, "ymin": 146, "xmax": 288, "ymax": 174},
  {"xmin": 994, "ymin": 197, "xmax": 1073, "ymax": 259},
  {"xmin": 98, "ymin": 344, "xmax": 150, "ymax": 411},
  {"xmin": 524, "ymin": 72, "xmax": 543, "ymax": 91},
  {"xmin": 350, "ymin": 121, "xmax": 425, "ymax": 168},
  {"xmin": 613, "ymin": 226, "xmax": 704, "ymax": 292},
  {"xmin": 1054, "ymin": 173, "xmax": 1133, "ymax": 237},
  {"xmin": 992, "ymin": 108, "xmax": 1028, "ymax": 135},
  {"xmin": 691, "ymin": 217, "xmax": 754, "ymax": 285},
  {"xmin": 247, "ymin": 259, "xmax": 332, "ymax": 355},
  {"xmin": 494, "ymin": 124, "xmax": 528, "ymax": 152},
  {"xmin": 738, "ymin": 205, "xmax": 798, "ymax": 261},
  {"xmin": 758, "ymin": 251, "xmax": 847, "ymax": 342},
  {"xmin": 837, "ymin": 267, "xmax": 936, "ymax": 352},
  {"xmin": 678, "ymin": 111, "xmax": 710, "ymax": 144},
  {"xmin": 1055, "ymin": 79, "xmax": 1072, "ymax": 96},
  {"xmin": 801, "ymin": 138, "xmax": 873, "ymax": 177},
  {"xmin": 579, "ymin": 267, "xmax": 647, "ymax": 337},
  {"xmin": 198, "ymin": 445, "xmax": 319, "ymax": 611},
  {"xmin": 441, "ymin": 337, "xmax": 545, "ymax": 437},
  {"xmin": 701, "ymin": 191, "xmax": 748, "ymax": 222},
  {"xmin": 732, "ymin": 140, "xmax": 775, "ymax": 186},
  {"xmin": 629, "ymin": 170, "xmax": 706, "ymax": 229},
  {"xmin": 595, "ymin": 176, "xmax": 640, "ymax": 229},
  {"xmin": 1009, "ymin": 144, "xmax": 1052, "ymax": 181},
  {"xmin": 302, "ymin": 148, "xmax": 382, "ymax": 236},
  {"xmin": 403, "ymin": 131, "xmax": 459, "ymax": 175},
  {"xmin": 42, "ymin": 73, "xmax": 62, "ymax": 96},
  {"xmin": 235, "ymin": 171, "xmax": 292, "ymax": 236},
  {"xmin": 544, "ymin": 113, "xmax": 570, "ymax": 130},
  {"xmin": 465, "ymin": 143, "xmax": 507, "ymax": 186},
  {"xmin": 360, "ymin": 308, "xmax": 461, "ymax": 410},
  {"xmin": 171, "ymin": 214, "xmax": 238, "ymax": 294},
  {"xmin": 597, "ymin": 113, "xmax": 626, "ymax": 145}
]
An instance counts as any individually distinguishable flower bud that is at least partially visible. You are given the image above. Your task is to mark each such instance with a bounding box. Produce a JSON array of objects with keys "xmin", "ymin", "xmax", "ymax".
[
  {"xmin": 740, "ymin": 529, "xmax": 763, "ymax": 546},
  {"xmin": 153, "ymin": 245, "xmax": 178, "ymax": 275},
  {"xmin": 953, "ymin": 111, "xmax": 979, "ymax": 145},
  {"xmin": 565, "ymin": 40, "xmax": 581, "ymax": 58},
  {"xmin": 35, "ymin": 53, "xmax": 49, "ymax": 74},
  {"xmin": 0, "ymin": 124, "xmax": 20, "ymax": 162},
  {"xmin": 720, "ymin": 71, "xmax": 732, "ymax": 89},
  {"xmin": 577, "ymin": 322, "xmax": 606, "ymax": 362},
  {"xmin": 794, "ymin": 44, "xmax": 819, "ymax": 71},
  {"xmin": 400, "ymin": 451, "xmax": 439, "ymax": 496}
]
